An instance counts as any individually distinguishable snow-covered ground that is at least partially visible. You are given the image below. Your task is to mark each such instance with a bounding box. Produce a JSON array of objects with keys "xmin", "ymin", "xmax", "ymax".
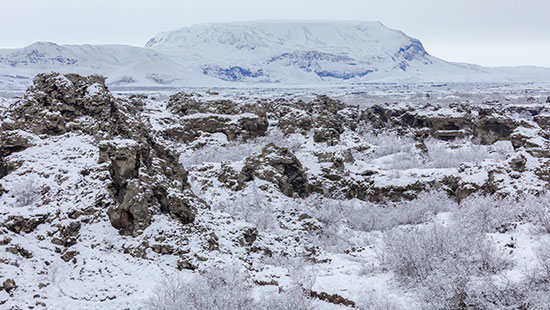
[{"xmin": 1, "ymin": 75, "xmax": 550, "ymax": 309}]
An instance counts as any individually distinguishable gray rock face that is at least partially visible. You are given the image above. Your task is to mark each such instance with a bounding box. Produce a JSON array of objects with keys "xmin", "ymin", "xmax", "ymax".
[
  {"xmin": 99, "ymin": 134, "xmax": 200, "ymax": 236},
  {"xmin": 2, "ymin": 73, "xmax": 114, "ymax": 136},
  {"xmin": 2, "ymin": 73, "xmax": 204, "ymax": 236},
  {"xmin": 166, "ymin": 92, "xmax": 269, "ymax": 142},
  {"xmin": 267, "ymin": 95, "xmax": 359, "ymax": 145},
  {"xmin": 239, "ymin": 143, "xmax": 309, "ymax": 198}
]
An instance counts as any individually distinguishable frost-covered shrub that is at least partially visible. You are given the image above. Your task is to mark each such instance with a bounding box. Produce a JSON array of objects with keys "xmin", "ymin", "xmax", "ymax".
[
  {"xmin": 425, "ymin": 138, "xmax": 496, "ymax": 168},
  {"xmin": 381, "ymin": 223, "xmax": 507, "ymax": 283},
  {"xmin": 180, "ymin": 130, "xmax": 305, "ymax": 168},
  {"xmin": 356, "ymin": 290, "xmax": 406, "ymax": 310},
  {"xmin": 147, "ymin": 261, "xmax": 316, "ymax": 310},
  {"xmin": 13, "ymin": 177, "xmax": 41, "ymax": 207},
  {"xmin": 180, "ymin": 140, "xmax": 263, "ymax": 167},
  {"xmin": 380, "ymin": 223, "xmax": 509, "ymax": 309},
  {"xmin": 257, "ymin": 285, "xmax": 314, "ymax": 310},
  {"xmin": 523, "ymin": 192, "xmax": 550, "ymax": 234},
  {"xmin": 147, "ymin": 266, "xmax": 256, "ymax": 310},
  {"xmin": 213, "ymin": 183, "xmax": 279, "ymax": 232},
  {"xmin": 454, "ymin": 194, "xmax": 519, "ymax": 233},
  {"xmin": 314, "ymin": 191, "xmax": 455, "ymax": 233},
  {"xmin": 371, "ymin": 134, "xmax": 416, "ymax": 158}
]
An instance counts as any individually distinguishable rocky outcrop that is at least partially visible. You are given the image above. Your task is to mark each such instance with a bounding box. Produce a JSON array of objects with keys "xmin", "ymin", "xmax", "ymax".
[
  {"xmin": 2, "ymin": 73, "xmax": 114, "ymax": 136},
  {"xmin": 2, "ymin": 73, "xmax": 205, "ymax": 236},
  {"xmin": 0, "ymin": 157, "xmax": 9, "ymax": 179},
  {"xmin": 475, "ymin": 111, "xmax": 518, "ymax": 143},
  {"xmin": 3, "ymin": 215, "xmax": 47, "ymax": 234},
  {"xmin": 166, "ymin": 92, "xmax": 269, "ymax": 142},
  {"xmin": 0, "ymin": 131, "xmax": 34, "ymax": 157},
  {"xmin": 239, "ymin": 143, "xmax": 309, "ymax": 198},
  {"xmin": 99, "ymin": 138, "xmax": 201, "ymax": 236},
  {"xmin": 266, "ymin": 95, "xmax": 360, "ymax": 145}
]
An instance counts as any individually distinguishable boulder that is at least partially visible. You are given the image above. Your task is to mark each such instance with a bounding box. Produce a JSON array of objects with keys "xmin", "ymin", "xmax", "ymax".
[
  {"xmin": 100, "ymin": 139, "xmax": 199, "ymax": 235},
  {"xmin": 2, "ymin": 279, "xmax": 16, "ymax": 294},
  {"xmin": 3, "ymin": 215, "xmax": 47, "ymax": 234},
  {"xmin": 0, "ymin": 131, "xmax": 34, "ymax": 157},
  {"xmin": 239, "ymin": 143, "xmax": 309, "ymax": 198}
]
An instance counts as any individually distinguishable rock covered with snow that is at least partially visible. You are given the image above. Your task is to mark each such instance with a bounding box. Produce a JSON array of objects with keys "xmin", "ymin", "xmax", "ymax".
[
  {"xmin": 165, "ymin": 92, "xmax": 269, "ymax": 142},
  {"xmin": 239, "ymin": 143, "xmax": 310, "ymax": 198},
  {"xmin": 1, "ymin": 73, "xmax": 204, "ymax": 237}
]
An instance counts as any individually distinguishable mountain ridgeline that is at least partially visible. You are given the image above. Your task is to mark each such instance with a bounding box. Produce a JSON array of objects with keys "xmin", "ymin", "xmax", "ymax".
[{"xmin": 1, "ymin": 21, "xmax": 550, "ymax": 89}]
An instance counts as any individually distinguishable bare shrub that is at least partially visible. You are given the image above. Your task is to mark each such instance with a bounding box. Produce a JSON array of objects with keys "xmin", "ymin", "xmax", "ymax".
[
  {"xmin": 13, "ymin": 177, "xmax": 41, "ymax": 207},
  {"xmin": 313, "ymin": 191, "xmax": 455, "ymax": 234},
  {"xmin": 380, "ymin": 223, "xmax": 510, "ymax": 309},
  {"xmin": 147, "ymin": 266, "xmax": 256, "ymax": 310},
  {"xmin": 356, "ymin": 290, "xmax": 406, "ymax": 310},
  {"xmin": 454, "ymin": 194, "xmax": 519, "ymax": 233},
  {"xmin": 180, "ymin": 130, "xmax": 304, "ymax": 168},
  {"xmin": 523, "ymin": 192, "xmax": 550, "ymax": 234},
  {"xmin": 425, "ymin": 138, "xmax": 498, "ymax": 168},
  {"xmin": 381, "ymin": 223, "xmax": 508, "ymax": 283},
  {"xmin": 213, "ymin": 182, "xmax": 279, "ymax": 232}
]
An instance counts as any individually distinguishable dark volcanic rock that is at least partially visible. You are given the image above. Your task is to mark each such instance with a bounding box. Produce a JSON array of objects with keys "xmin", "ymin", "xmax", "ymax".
[
  {"xmin": 0, "ymin": 131, "xmax": 34, "ymax": 157},
  {"xmin": 2, "ymin": 73, "xmax": 205, "ymax": 236},
  {"xmin": 2, "ymin": 279, "xmax": 17, "ymax": 294},
  {"xmin": 100, "ymin": 139, "xmax": 201, "ymax": 236},
  {"xmin": 166, "ymin": 92, "xmax": 269, "ymax": 142},
  {"xmin": 239, "ymin": 143, "xmax": 309, "ymax": 198},
  {"xmin": 3, "ymin": 215, "xmax": 47, "ymax": 234}
]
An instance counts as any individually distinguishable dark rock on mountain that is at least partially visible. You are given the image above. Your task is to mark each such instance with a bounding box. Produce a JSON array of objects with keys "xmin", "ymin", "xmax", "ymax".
[{"xmin": 2, "ymin": 279, "xmax": 17, "ymax": 294}]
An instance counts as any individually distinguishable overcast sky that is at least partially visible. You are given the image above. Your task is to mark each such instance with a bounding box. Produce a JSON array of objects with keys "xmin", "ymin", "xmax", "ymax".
[{"xmin": 1, "ymin": 0, "xmax": 548, "ymax": 67}]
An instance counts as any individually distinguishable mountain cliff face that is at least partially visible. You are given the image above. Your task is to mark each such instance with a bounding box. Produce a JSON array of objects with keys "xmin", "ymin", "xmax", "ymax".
[{"xmin": 1, "ymin": 21, "xmax": 550, "ymax": 90}]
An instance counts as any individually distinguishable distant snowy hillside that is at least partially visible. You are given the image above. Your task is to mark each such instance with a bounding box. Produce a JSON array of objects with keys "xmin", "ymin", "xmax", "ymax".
[
  {"xmin": 145, "ymin": 21, "xmax": 550, "ymax": 83},
  {"xmin": 1, "ymin": 21, "xmax": 550, "ymax": 90},
  {"xmin": 0, "ymin": 42, "xmax": 220, "ymax": 90}
]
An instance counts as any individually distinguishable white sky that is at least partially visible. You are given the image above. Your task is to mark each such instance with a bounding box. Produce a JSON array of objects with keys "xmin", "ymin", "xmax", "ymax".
[{"xmin": 1, "ymin": 0, "xmax": 549, "ymax": 67}]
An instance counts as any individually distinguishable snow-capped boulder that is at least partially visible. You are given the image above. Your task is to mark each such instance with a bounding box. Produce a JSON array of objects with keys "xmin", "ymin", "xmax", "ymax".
[{"xmin": 239, "ymin": 143, "xmax": 309, "ymax": 198}]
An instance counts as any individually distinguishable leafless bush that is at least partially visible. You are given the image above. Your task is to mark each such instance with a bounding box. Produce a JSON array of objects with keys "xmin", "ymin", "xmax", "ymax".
[
  {"xmin": 380, "ymin": 222, "xmax": 510, "ymax": 309},
  {"xmin": 147, "ymin": 260, "xmax": 317, "ymax": 310},
  {"xmin": 425, "ymin": 138, "xmax": 498, "ymax": 168},
  {"xmin": 380, "ymin": 223, "xmax": 507, "ymax": 282},
  {"xmin": 523, "ymin": 192, "xmax": 550, "ymax": 234},
  {"xmin": 313, "ymin": 191, "xmax": 455, "ymax": 234},
  {"xmin": 356, "ymin": 290, "xmax": 406, "ymax": 310},
  {"xmin": 147, "ymin": 266, "xmax": 256, "ymax": 310},
  {"xmin": 454, "ymin": 194, "xmax": 519, "ymax": 233},
  {"xmin": 213, "ymin": 183, "xmax": 279, "ymax": 232},
  {"xmin": 13, "ymin": 177, "xmax": 41, "ymax": 207}
]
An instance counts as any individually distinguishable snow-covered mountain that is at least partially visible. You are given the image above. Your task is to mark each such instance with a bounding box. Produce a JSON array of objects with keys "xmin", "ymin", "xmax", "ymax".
[
  {"xmin": 0, "ymin": 42, "xmax": 219, "ymax": 90},
  {"xmin": 1, "ymin": 21, "xmax": 550, "ymax": 90},
  {"xmin": 144, "ymin": 21, "xmax": 550, "ymax": 83}
]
